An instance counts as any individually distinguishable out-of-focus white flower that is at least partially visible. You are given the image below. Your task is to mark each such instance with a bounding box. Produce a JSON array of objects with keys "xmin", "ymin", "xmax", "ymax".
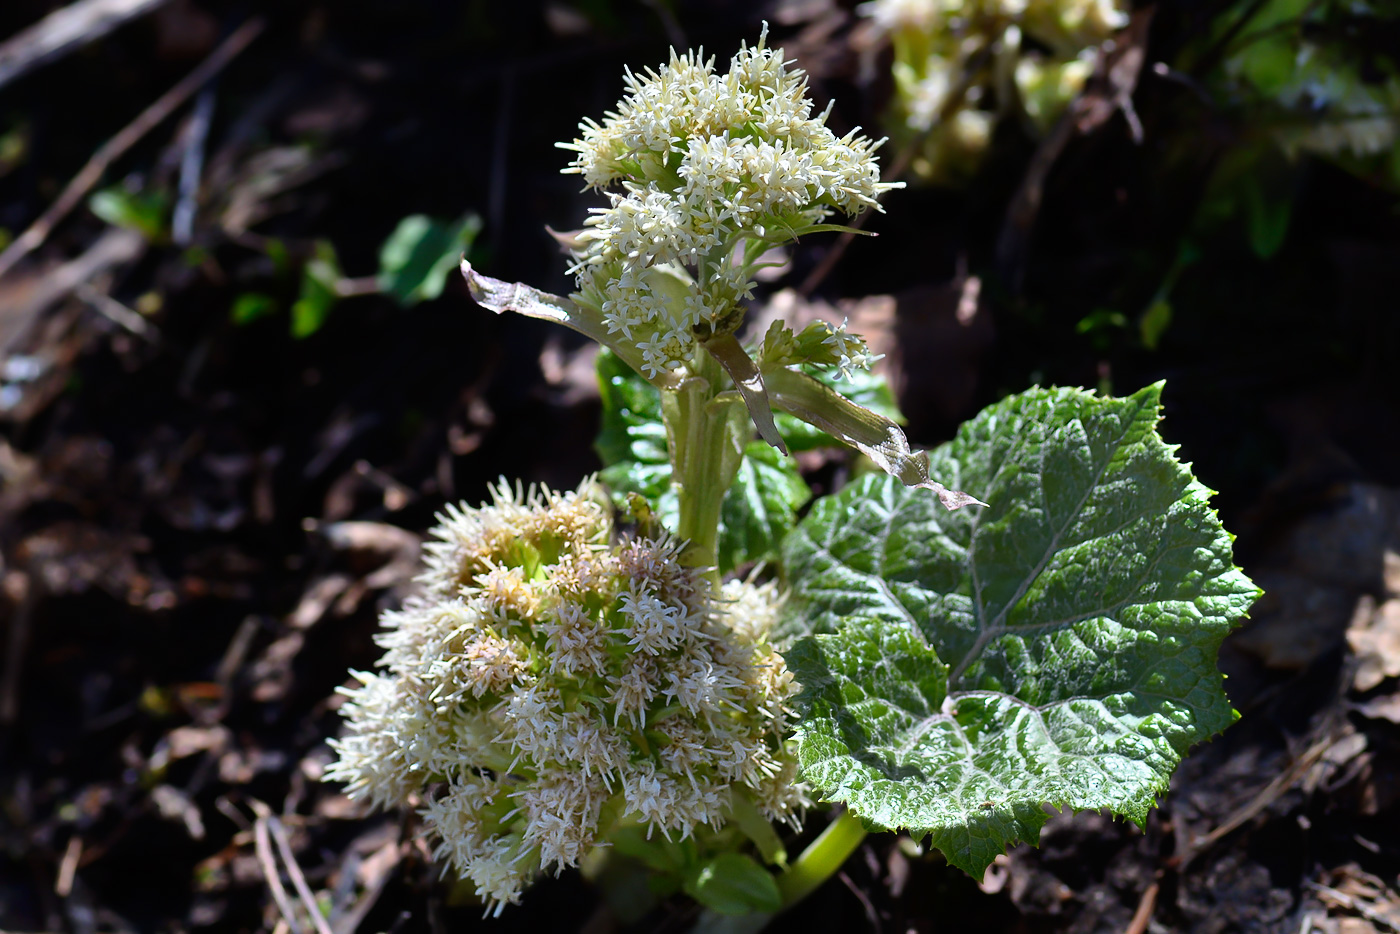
[
  {"xmin": 858, "ymin": 0, "xmax": 945, "ymax": 35},
  {"xmin": 325, "ymin": 479, "xmax": 803, "ymax": 914},
  {"xmin": 559, "ymin": 26, "xmax": 900, "ymax": 379},
  {"xmin": 861, "ymin": 0, "xmax": 1128, "ymax": 181}
]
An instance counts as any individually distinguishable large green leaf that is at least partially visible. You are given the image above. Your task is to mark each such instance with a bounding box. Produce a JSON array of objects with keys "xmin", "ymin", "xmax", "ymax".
[
  {"xmin": 595, "ymin": 349, "xmax": 808, "ymax": 572},
  {"xmin": 780, "ymin": 383, "xmax": 1259, "ymax": 878}
]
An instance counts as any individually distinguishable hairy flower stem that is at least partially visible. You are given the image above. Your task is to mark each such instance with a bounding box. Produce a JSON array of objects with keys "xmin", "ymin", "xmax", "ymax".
[
  {"xmin": 666, "ymin": 349, "xmax": 747, "ymax": 590},
  {"xmin": 775, "ymin": 809, "xmax": 868, "ymax": 908}
]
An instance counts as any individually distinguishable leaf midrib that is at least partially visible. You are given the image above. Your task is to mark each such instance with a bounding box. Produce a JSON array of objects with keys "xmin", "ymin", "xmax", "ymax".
[{"xmin": 952, "ymin": 402, "xmax": 1145, "ymax": 689}]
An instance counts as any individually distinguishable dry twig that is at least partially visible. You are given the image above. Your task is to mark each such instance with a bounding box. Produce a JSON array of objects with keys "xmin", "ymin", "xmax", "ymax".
[
  {"xmin": 0, "ymin": 17, "xmax": 265, "ymax": 282},
  {"xmin": 1172, "ymin": 734, "xmax": 1335, "ymax": 872},
  {"xmin": 253, "ymin": 807, "xmax": 308, "ymax": 934},
  {"xmin": 268, "ymin": 815, "xmax": 335, "ymax": 934},
  {"xmin": 0, "ymin": 0, "xmax": 171, "ymax": 91}
]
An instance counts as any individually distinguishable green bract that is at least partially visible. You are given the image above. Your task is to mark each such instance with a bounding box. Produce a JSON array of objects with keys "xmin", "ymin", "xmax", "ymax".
[{"xmin": 780, "ymin": 383, "xmax": 1259, "ymax": 877}]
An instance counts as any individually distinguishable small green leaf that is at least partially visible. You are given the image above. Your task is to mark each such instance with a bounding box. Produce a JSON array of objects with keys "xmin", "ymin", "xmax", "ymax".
[
  {"xmin": 1242, "ymin": 175, "xmax": 1292, "ymax": 259},
  {"xmin": 682, "ymin": 853, "xmax": 782, "ymax": 915},
  {"xmin": 595, "ymin": 349, "xmax": 808, "ymax": 571},
  {"xmin": 264, "ymin": 237, "xmax": 291, "ymax": 275},
  {"xmin": 727, "ymin": 790, "xmax": 789, "ymax": 867},
  {"xmin": 610, "ymin": 826, "xmax": 687, "ymax": 874},
  {"xmin": 291, "ymin": 240, "xmax": 342, "ymax": 339},
  {"xmin": 1235, "ymin": 33, "xmax": 1298, "ymax": 98},
  {"xmin": 1139, "ymin": 299, "xmax": 1172, "ymax": 351},
  {"xmin": 230, "ymin": 292, "xmax": 278, "ymax": 325},
  {"xmin": 1075, "ymin": 308, "xmax": 1127, "ymax": 335},
  {"xmin": 89, "ymin": 186, "xmax": 168, "ymax": 239},
  {"xmin": 378, "ymin": 212, "xmax": 482, "ymax": 306},
  {"xmin": 781, "ymin": 383, "xmax": 1259, "ymax": 878}
]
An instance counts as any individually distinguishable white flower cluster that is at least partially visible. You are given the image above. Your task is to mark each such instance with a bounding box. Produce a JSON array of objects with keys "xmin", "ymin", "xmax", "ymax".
[
  {"xmin": 758, "ymin": 316, "xmax": 883, "ymax": 381},
  {"xmin": 822, "ymin": 317, "xmax": 885, "ymax": 380},
  {"xmin": 325, "ymin": 481, "xmax": 805, "ymax": 915},
  {"xmin": 559, "ymin": 27, "xmax": 899, "ymax": 380},
  {"xmin": 858, "ymin": 0, "xmax": 1127, "ymax": 180}
]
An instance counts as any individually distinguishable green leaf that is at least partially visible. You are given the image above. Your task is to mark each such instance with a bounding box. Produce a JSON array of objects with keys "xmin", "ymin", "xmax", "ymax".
[
  {"xmin": 1139, "ymin": 299, "xmax": 1172, "ymax": 351},
  {"xmin": 291, "ymin": 240, "xmax": 342, "ymax": 339},
  {"xmin": 1242, "ymin": 175, "xmax": 1292, "ymax": 259},
  {"xmin": 780, "ymin": 383, "xmax": 1259, "ymax": 878},
  {"xmin": 596, "ymin": 346, "xmax": 671, "ymax": 504},
  {"xmin": 230, "ymin": 292, "xmax": 278, "ymax": 326},
  {"xmin": 378, "ymin": 212, "xmax": 482, "ymax": 307},
  {"xmin": 595, "ymin": 349, "xmax": 808, "ymax": 571},
  {"xmin": 89, "ymin": 186, "xmax": 168, "ymax": 239},
  {"xmin": 683, "ymin": 853, "xmax": 782, "ymax": 915},
  {"xmin": 610, "ymin": 825, "xmax": 688, "ymax": 874},
  {"xmin": 717, "ymin": 441, "xmax": 811, "ymax": 573}
]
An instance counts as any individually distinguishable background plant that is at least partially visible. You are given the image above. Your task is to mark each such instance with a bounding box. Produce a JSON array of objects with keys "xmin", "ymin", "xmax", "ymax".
[{"xmin": 857, "ymin": 0, "xmax": 1130, "ymax": 182}]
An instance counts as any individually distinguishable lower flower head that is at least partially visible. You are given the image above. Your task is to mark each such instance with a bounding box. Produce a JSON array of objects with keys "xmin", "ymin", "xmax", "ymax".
[{"xmin": 325, "ymin": 479, "xmax": 805, "ymax": 914}]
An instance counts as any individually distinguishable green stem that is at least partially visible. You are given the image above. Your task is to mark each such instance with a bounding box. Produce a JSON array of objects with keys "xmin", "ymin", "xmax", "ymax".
[
  {"xmin": 666, "ymin": 350, "xmax": 744, "ymax": 590},
  {"xmin": 775, "ymin": 808, "xmax": 868, "ymax": 908}
]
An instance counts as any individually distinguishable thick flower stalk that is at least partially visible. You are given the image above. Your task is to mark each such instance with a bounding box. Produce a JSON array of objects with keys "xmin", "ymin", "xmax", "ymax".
[
  {"xmin": 558, "ymin": 26, "xmax": 898, "ymax": 381},
  {"xmin": 325, "ymin": 481, "xmax": 805, "ymax": 915},
  {"xmin": 859, "ymin": 0, "xmax": 1128, "ymax": 181}
]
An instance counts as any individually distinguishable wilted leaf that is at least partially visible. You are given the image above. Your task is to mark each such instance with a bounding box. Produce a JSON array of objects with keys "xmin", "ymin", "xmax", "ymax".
[
  {"xmin": 462, "ymin": 261, "xmax": 682, "ymax": 391},
  {"xmin": 765, "ymin": 366, "xmax": 982, "ymax": 510},
  {"xmin": 702, "ymin": 332, "xmax": 786, "ymax": 454},
  {"xmin": 772, "ymin": 364, "xmax": 901, "ymax": 454},
  {"xmin": 781, "ymin": 383, "xmax": 1259, "ymax": 877}
]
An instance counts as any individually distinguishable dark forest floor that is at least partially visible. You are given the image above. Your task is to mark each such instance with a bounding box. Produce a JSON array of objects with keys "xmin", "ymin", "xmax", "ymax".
[{"xmin": 3, "ymin": 2, "xmax": 1400, "ymax": 932}]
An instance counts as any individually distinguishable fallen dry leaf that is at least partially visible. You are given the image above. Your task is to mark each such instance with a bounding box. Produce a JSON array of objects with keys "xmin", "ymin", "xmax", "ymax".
[{"xmin": 1348, "ymin": 597, "xmax": 1400, "ymax": 692}]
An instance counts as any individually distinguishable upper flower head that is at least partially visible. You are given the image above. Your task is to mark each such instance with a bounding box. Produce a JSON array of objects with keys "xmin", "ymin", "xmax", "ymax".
[{"xmin": 557, "ymin": 26, "xmax": 900, "ymax": 379}]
